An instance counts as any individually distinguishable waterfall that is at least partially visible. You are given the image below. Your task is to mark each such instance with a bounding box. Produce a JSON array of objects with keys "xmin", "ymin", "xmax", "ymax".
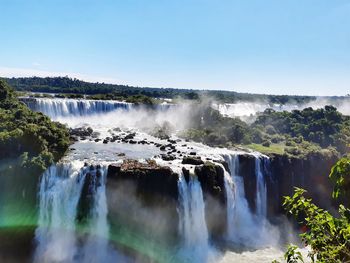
[
  {"xmin": 255, "ymin": 157, "xmax": 267, "ymax": 219},
  {"xmin": 34, "ymin": 161, "xmax": 111, "ymax": 263},
  {"xmin": 22, "ymin": 97, "xmax": 175, "ymax": 119},
  {"xmin": 223, "ymin": 154, "xmax": 257, "ymax": 245},
  {"xmin": 223, "ymin": 153, "xmax": 277, "ymax": 248},
  {"xmin": 177, "ymin": 174, "xmax": 213, "ymax": 262},
  {"xmin": 23, "ymin": 98, "xmax": 131, "ymax": 118},
  {"xmin": 80, "ymin": 166, "xmax": 110, "ymax": 263}
]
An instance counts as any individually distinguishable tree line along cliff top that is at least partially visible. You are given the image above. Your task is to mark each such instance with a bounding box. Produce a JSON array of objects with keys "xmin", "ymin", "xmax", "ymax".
[{"xmin": 2, "ymin": 76, "xmax": 327, "ymax": 104}]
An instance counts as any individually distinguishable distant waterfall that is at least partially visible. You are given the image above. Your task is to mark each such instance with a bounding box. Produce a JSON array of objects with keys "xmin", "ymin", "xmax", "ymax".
[
  {"xmin": 22, "ymin": 97, "xmax": 175, "ymax": 119},
  {"xmin": 34, "ymin": 161, "xmax": 111, "ymax": 263},
  {"xmin": 177, "ymin": 174, "xmax": 213, "ymax": 262},
  {"xmin": 23, "ymin": 98, "xmax": 131, "ymax": 118}
]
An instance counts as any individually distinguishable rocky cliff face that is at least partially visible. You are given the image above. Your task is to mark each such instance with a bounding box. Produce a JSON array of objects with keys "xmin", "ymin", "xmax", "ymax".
[
  {"xmin": 195, "ymin": 162, "xmax": 227, "ymax": 239},
  {"xmin": 104, "ymin": 151, "xmax": 338, "ymax": 242},
  {"xmin": 106, "ymin": 159, "xmax": 227, "ymax": 242},
  {"xmin": 267, "ymin": 152, "xmax": 339, "ymax": 216},
  {"xmin": 237, "ymin": 151, "xmax": 339, "ymax": 219}
]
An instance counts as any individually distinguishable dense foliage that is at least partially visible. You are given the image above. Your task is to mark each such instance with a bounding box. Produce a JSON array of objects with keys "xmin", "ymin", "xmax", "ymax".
[
  {"xmin": 180, "ymin": 105, "xmax": 349, "ymax": 156},
  {"xmin": 279, "ymin": 157, "xmax": 350, "ymax": 263},
  {"xmin": 0, "ymin": 80, "xmax": 70, "ymax": 171},
  {"xmin": 253, "ymin": 106, "xmax": 350, "ymax": 153},
  {"xmin": 4, "ymin": 76, "xmax": 317, "ymax": 104}
]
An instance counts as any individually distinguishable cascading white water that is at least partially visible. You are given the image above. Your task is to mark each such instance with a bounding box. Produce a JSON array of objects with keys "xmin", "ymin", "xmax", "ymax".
[
  {"xmin": 223, "ymin": 154, "xmax": 258, "ymax": 245},
  {"xmin": 177, "ymin": 174, "xmax": 214, "ymax": 262},
  {"xmin": 255, "ymin": 157, "xmax": 267, "ymax": 219},
  {"xmin": 34, "ymin": 161, "xmax": 111, "ymax": 263},
  {"xmin": 26, "ymin": 98, "xmax": 131, "ymax": 118},
  {"xmin": 223, "ymin": 153, "xmax": 278, "ymax": 248},
  {"xmin": 34, "ymin": 161, "xmax": 86, "ymax": 263},
  {"xmin": 80, "ymin": 166, "xmax": 111, "ymax": 263}
]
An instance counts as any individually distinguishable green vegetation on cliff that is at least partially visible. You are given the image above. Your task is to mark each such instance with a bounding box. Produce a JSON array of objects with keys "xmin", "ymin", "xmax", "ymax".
[
  {"xmin": 280, "ymin": 157, "xmax": 350, "ymax": 263},
  {"xmin": 0, "ymin": 80, "xmax": 70, "ymax": 171},
  {"xmin": 180, "ymin": 105, "xmax": 349, "ymax": 157}
]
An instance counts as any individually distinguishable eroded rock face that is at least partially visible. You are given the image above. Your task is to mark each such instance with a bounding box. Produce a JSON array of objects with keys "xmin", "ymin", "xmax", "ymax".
[
  {"xmin": 106, "ymin": 159, "xmax": 229, "ymax": 241},
  {"xmin": 267, "ymin": 152, "xmax": 339, "ymax": 216},
  {"xmin": 237, "ymin": 154, "xmax": 257, "ymax": 213},
  {"xmin": 237, "ymin": 151, "xmax": 339, "ymax": 219},
  {"xmin": 106, "ymin": 159, "xmax": 180, "ymax": 244},
  {"xmin": 76, "ymin": 165, "xmax": 103, "ymax": 222},
  {"xmin": 195, "ymin": 162, "xmax": 227, "ymax": 239},
  {"xmin": 107, "ymin": 159, "xmax": 178, "ymax": 200},
  {"xmin": 195, "ymin": 162, "xmax": 226, "ymax": 204}
]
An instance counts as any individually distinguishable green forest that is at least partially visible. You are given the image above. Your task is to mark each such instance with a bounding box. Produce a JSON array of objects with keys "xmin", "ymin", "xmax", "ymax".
[
  {"xmin": 4, "ymin": 76, "xmax": 320, "ymax": 104},
  {"xmin": 0, "ymin": 80, "xmax": 70, "ymax": 172},
  {"xmin": 181, "ymin": 105, "xmax": 350, "ymax": 158}
]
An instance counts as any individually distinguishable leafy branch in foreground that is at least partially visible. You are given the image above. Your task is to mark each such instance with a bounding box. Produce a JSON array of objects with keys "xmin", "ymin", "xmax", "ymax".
[{"xmin": 280, "ymin": 157, "xmax": 350, "ymax": 263}]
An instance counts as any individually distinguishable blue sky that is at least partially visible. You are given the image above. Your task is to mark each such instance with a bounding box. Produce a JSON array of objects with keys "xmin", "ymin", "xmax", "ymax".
[{"xmin": 0, "ymin": 0, "xmax": 349, "ymax": 95}]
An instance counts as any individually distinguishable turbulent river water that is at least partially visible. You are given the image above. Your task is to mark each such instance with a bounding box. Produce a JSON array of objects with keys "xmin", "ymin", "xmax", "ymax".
[{"xmin": 2, "ymin": 97, "xmax": 304, "ymax": 263}]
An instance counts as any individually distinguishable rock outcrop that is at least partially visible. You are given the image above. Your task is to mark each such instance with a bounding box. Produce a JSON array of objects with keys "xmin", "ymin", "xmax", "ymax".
[
  {"xmin": 107, "ymin": 159, "xmax": 178, "ymax": 200},
  {"xmin": 236, "ymin": 151, "xmax": 339, "ymax": 219},
  {"xmin": 106, "ymin": 159, "xmax": 179, "ymax": 244},
  {"xmin": 195, "ymin": 161, "xmax": 227, "ymax": 239},
  {"xmin": 76, "ymin": 165, "xmax": 103, "ymax": 222},
  {"xmin": 267, "ymin": 152, "xmax": 339, "ymax": 216}
]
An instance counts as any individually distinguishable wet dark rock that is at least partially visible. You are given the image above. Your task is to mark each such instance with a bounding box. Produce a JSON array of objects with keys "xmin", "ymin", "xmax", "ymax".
[
  {"xmin": 91, "ymin": 132, "xmax": 100, "ymax": 138},
  {"xmin": 107, "ymin": 159, "xmax": 178, "ymax": 200},
  {"xmin": 182, "ymin": 156, "xmax": 204, "ymax": 165},
  {"xmin": 195, "ymin": 162, "xmax": 225, "ymax": 202},
  {"xmin": 161, "ymin": 154, "xmax": 176, "ymax": 161},
  {"xmin": 129, "ymin": 140, "xmax": 137, "ymax": 144},
  {"xmin": 77, "ymin": 166, "xmax": 103, "ymax": 222},
  {"xmin": 189, "ymin": 152, "xmax": 196, "ymax": 155},
  {"xmin": 70, "ymin": 127, "xmax": 93, "ymax": 137},
  {"xmin": 160, "ymin": 145, "xmax": 166, "ymax": 151},
  {"xmin": 124, "ymin": 133, "xmax": 136, "ymax": 140},
  {"xmin": 103, "ymin": 139, "xmax": 108, "ymax": 144},
  {"xmin": 194, "ymin": 162, "xmax": 226, "ymax": 238},
  {"xmin": 94, "ymin": 138, "xmax": 101, "ymax": 142},
  {"xmin": 117, "ymin": 153, "xmax": 126, "ymax": 157},
  {"xmin": 182, "ymin": 167, "xmax": 190, "ymax": 182}
]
